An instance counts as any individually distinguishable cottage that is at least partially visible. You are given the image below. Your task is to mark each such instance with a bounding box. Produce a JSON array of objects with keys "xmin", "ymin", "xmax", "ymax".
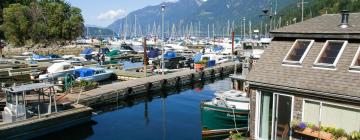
[{"xmin": 246, "ymin": 11, "xmax": 360, "ymax": 140}]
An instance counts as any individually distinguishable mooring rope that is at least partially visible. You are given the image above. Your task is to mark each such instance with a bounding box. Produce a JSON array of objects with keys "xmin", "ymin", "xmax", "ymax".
[{"xmin": 231, "ymin": 106, "xmax": 239, "ymax": 133}]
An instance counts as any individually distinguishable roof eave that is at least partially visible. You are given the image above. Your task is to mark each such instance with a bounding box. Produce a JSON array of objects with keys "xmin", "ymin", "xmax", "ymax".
[
  {"xmin": 248, "ymin": 81, "xmax": 360, "ymax": 104},
  {"xmin": 270, "ymin": 32, "xmax": 360, "ymax": 40}
]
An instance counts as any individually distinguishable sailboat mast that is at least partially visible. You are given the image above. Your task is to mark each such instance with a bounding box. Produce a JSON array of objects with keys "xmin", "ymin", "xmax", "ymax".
[
  {"xmin": 207, "ymin": 24, "xmax": 210, "ymax": 39},
  {"xmin": 134, "ymin": 15, "xmax": 137, "ymax": 38},
  {"xmin": 124, "ymin": 16, "xmax": 128, "ymax": 41}
]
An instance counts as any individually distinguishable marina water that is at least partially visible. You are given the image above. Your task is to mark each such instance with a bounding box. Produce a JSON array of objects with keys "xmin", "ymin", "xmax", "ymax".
[{"xmin": 36, "ymin": 78, "xmax": 232, "ymax": 140}]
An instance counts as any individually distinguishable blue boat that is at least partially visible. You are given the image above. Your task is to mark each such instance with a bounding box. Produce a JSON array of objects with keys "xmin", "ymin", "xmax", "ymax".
[{"xmin": 74, "ymin": 67, "xmax": 114, "ymax": 82}]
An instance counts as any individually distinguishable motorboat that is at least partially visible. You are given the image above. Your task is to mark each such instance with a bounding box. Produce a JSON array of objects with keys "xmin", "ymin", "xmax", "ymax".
[
  {"xmin": 39, "ymin": 62, "xmax": 82, "ymax": 80},
  {"xmin": 200, "ymin": 54, "xmax": 233, "ymax": 64},
  {"xmin": 201, "ymin": 90, "xmax": 250, "ymax": 130},
  {"xmin": 74, "ymin": 67, "xmax": 115, "ymax": 82}
]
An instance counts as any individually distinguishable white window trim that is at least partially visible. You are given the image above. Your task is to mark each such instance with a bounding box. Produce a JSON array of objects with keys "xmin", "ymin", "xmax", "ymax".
[
  {"xmin": 255, "ymin": 90, "xmax": 261, "ymax": 140},
  {"xmin": 282, "ymin": 39, "xmax": 315, "ymax": 65},
  {"xmin": 255, "ymin": 91, "xmax": 295, "ymax": 140},
  {"xmin": 349, "ymin": 46, "xmax": 360, "ymax": 71},
  {"xmin": 272, "ymin": 93, "xmax": 294, "ymax": 140},
  {"xmin": 313, "ymin": 40, "xmax": 348, "ymax": 69}
]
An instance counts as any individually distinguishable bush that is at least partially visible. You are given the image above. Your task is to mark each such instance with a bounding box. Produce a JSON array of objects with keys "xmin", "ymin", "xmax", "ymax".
[
  {"xmin": 229, "ymin": 131, "xmax": 245, "ymax": 140},
  {"xmin": 333, "ymin": 128, "xmax": 347, "ymax": 139},
  {"xmin": 349, "ymin": 131, "xmax": 360, "ymax": 140}
]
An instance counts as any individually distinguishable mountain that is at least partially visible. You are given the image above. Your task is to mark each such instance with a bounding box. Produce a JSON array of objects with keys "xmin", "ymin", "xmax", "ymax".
[
  {"xmin": 107, "ymin": 0, "xmax": 295, "ymax": 36},
  {"xmin": 84, "ymin": 26, "xmax": 115, "ymax": 38}
]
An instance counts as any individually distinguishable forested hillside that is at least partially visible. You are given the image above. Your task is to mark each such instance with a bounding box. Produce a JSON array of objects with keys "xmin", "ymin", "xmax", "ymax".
[{"xmin": 280, "ymin": 0, "xmax": 360, "ymax": 25}]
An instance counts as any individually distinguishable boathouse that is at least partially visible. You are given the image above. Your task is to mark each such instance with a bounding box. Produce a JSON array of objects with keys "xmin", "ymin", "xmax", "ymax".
[{"xmin": 246, "ymin": 11, "xmax": 360, "ymax": 139}]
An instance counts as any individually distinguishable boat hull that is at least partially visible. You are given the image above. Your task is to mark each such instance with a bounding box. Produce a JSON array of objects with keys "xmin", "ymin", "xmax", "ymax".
[{"xmin": 201, "ymin": 103, "xmax": 249, "ymax": 130}]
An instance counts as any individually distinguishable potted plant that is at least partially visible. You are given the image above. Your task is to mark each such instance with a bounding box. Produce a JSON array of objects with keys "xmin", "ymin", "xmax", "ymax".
[{"xmin": 292, "ymin": 121, "xmax": 334, "ymax": 140}]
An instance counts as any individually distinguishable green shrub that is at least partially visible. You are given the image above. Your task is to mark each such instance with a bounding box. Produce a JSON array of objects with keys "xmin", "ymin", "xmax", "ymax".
[
  {"xmin": 333, "ymin": 128, "xmax": 346, "ymax": 139},
  {"xmin": 229, "ymin": 131, "xmax": 245, "ymax": 140},
  {"xmin": 348, "ymin": 131, "xmax": 360, "ymax": 140}
]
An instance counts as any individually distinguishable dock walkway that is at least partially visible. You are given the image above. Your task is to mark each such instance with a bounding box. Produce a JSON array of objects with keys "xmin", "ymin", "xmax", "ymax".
[{"xmin": 66, "ymin": 62, "xmax": 239, "ymax": 106}]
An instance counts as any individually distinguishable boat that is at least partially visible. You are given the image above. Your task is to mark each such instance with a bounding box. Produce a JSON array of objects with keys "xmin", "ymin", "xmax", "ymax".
[
  {"xmin": 74, "ymin": 67, "xmax": 115, "ymax": 82},
  {"xmin": 0, "ymin": 83, "xmax": 92, "ymax": 139},
  {"xmin": 38, "ymin": 62, "xmax": 82, "ymax": 81},
  {"xmin": 25, "ymin": 54, "xmax": 51, "ymax": 62},
  {"xmin": 201, "ymin": 90, "xmax": 250, "ymax": 131},
  {"xmin": 80, "ymin": 48, "xmax": 94, "ymax": 60},
  {"xmin": 200, "ymin": 54, "xmax": 234, "ymax": 64},
  {"xmin": 105, "ymin": 50, "xmax": 123, "ymax": 61}
]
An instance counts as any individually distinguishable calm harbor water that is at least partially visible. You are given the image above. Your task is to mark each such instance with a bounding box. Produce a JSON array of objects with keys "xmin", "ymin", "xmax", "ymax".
[{"xmin": 36, "ymin": 78, "xmax": 232, "ymax": 140}]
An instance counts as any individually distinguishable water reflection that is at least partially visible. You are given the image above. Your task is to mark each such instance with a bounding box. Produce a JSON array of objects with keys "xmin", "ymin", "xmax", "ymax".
[{"xmin": 35, "ymin": 77, "xmax": 230, "ymax": 140}]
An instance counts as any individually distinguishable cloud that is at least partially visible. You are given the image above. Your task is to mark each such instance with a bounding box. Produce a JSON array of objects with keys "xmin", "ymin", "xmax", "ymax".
[{"xmin": 97, "ymin": 9, "xmax": 126, "ymax": 20}]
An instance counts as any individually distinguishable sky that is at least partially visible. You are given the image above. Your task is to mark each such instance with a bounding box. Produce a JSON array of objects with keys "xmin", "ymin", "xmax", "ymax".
[{"xmin": 66, "ymin": 0, "xmax": 174, "ymax": 27}]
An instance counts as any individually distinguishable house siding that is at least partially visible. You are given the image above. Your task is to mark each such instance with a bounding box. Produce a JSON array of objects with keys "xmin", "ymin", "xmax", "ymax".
[
  {"xmin": 293, "ymin": 96, "xmax": 303, "ymax": 121},
  {"xmin": 249, "ymin": 89, "xmax": 257, "ymax": 139}
]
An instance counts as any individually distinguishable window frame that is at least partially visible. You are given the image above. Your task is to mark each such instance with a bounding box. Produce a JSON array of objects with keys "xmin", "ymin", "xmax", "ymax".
[
  {"xmin": 350, "ymin": 46, "xmax": 360, "ymax": 71},
  {"xmin": 313, "ymin": 40, "xmax": 347, "ymax": 69},
  {"xmin": 282, "ymin": 39, "xmax": 315, "ymax": 65}
]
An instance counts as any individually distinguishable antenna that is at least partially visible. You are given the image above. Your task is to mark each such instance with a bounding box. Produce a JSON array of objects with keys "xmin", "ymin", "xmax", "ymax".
[{"xmin": 297, "ymin": 0, "xmax": 309, "ymax": 22}]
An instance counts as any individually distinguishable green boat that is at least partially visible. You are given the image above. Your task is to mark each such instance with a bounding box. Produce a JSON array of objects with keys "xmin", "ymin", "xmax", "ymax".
[
  {"xmin": 105, "ymin": 50, "xmax": 123, "ymax": 61},
  {"xmin": 201, "ymin": 90, "xmax": 250, "ymax": 131}
]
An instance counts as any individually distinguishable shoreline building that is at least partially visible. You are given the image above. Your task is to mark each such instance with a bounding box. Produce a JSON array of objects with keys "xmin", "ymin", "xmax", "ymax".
[{"xmin": 246, "ymin": 11, "xmax": 360, "ymax": 139}]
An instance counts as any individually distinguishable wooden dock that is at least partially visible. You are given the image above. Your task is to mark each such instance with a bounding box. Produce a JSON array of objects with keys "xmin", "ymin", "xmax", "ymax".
[{"xmin": 66, "ymin": 62, "xmax": 240, "ymax": 107}]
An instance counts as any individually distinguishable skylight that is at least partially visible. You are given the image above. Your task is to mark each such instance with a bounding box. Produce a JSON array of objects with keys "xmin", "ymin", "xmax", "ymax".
[
  {"xmin": 350, "ymin": 46, "xmax": 360, "ymax": 71},
  {"xmin": 283, "ymin": 39, "xmax": 314, "ymax": 65},
  {"xmin": 314, "ymin": 40, "xmax": 347, "ymax": 68}
]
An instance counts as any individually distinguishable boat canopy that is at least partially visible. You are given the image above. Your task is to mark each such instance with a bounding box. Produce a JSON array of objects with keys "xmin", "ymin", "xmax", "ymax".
[
  {"xmin": 32, "ymin": 54, "xmax": 49, "ymax": 59},
  {"xmin": 193, "ymin": 53, "xmax": 202, "ymax": 63},
  {"xmin": 47, "ymin": 54, "xmax": 62, "ymax": 59},
  {"xmin": 81, "ymin": 48, "xmax": 93, "ymax": 55},
  {"xmin": 47, "ymin": 62, "xmax": 72, "ymax": 73},
  {"xmin": 148, "ymin": 49, "xmax": 159, "ymax": 58},
  {"xmin": 212, "ymin": 45, "xmax": 224, "ymax": 52},
  {"xmin": 106, "ymin": 50, "xmax": 122, "ymax": 57},
  {"xmin": 74, "ymin": 68, "xmax": 95, "ymax": 78},
  {"xmin": 163, "ymin": 51, "xmax": 176, "ymax": 60},
  {"xmin": 99, "ymin": 48, "xmax": 110, "ymax": 54}
]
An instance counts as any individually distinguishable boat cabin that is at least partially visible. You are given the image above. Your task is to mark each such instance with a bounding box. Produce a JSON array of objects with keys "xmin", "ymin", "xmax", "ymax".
[{"xmin": 2, "ymin": 83, "xmax": 57, "ymax": 123}]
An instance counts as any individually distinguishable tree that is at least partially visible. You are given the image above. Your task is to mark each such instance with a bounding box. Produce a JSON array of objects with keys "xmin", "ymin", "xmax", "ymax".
[
  {"xmin": 0, "ymin": 3, "xmax": 31, "ymax": 46},
  {"xmin": 0, "ymin": 0, "xmax": 84, "ymax": 46}
]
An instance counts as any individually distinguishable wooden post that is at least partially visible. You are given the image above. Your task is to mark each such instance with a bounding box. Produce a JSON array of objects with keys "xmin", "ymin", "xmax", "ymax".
[
  {"xmin": 143, "ymin": 37, "xmax": 148, "ymax": 77},
  {"xmin": 0, "ymin": 40, "xmax": 3, "ymax": 59},
  {"xmin": 231, "ymin": 31, "xmax": 235, "ymax": 55},
  {"xmin": 232, "ymin": 31, "xmax": 238, "ymax": 75}
]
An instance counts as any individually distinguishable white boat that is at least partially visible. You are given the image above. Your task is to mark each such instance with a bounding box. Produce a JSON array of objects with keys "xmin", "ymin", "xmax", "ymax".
[
  {"xmin": 200, "ymin": 54, "xmax": 234, "ymax": 64},
  {"xmin": 52, "ymin": 57, "xmax": 88, "ymax": 65},
  {"xmin": 39, "ymin": 62, "xmax": 82, "ymax": 80},
  {"xmin": 75, "ymin": 67, "xmax": 115, "ymax": 82}
]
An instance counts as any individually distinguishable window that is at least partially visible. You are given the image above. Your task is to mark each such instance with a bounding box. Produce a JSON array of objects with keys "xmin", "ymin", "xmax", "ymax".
[
  {"xmin": 350, "ymin": 46, "xmax": 360, "ymax": 71},
  {"xmin": 314, "ymin": 40, "xmax": 347, "ymax": 68},
  {"xmin": 303, "ymin": 100, "xmax": 320, "ymax": 125},
  {"xmin": 303, "ymin": 100, "xmax": 360, "ymax": 133},
  {"xmin": 283, "ymin": 40, "xmax": 314, "ymax": 65}
]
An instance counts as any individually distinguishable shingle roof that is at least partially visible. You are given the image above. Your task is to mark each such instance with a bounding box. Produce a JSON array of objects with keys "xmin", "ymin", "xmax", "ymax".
[
  {"xmin": 271, "ymin": 13, "xmax": 360, "ymax": 39},
  {"xmin": 246, "ymin": 40, "xmax": 360, "ymax": 101}
]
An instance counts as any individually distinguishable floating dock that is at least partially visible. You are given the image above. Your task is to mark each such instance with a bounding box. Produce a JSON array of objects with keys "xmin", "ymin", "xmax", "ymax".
[
  {"xmin": 66, "ymin": 62, "xmax": 240, "ymax": 107},
  {"xmin": 0, "ymin": 104, "xmax": 92, "ymax": 140}
]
